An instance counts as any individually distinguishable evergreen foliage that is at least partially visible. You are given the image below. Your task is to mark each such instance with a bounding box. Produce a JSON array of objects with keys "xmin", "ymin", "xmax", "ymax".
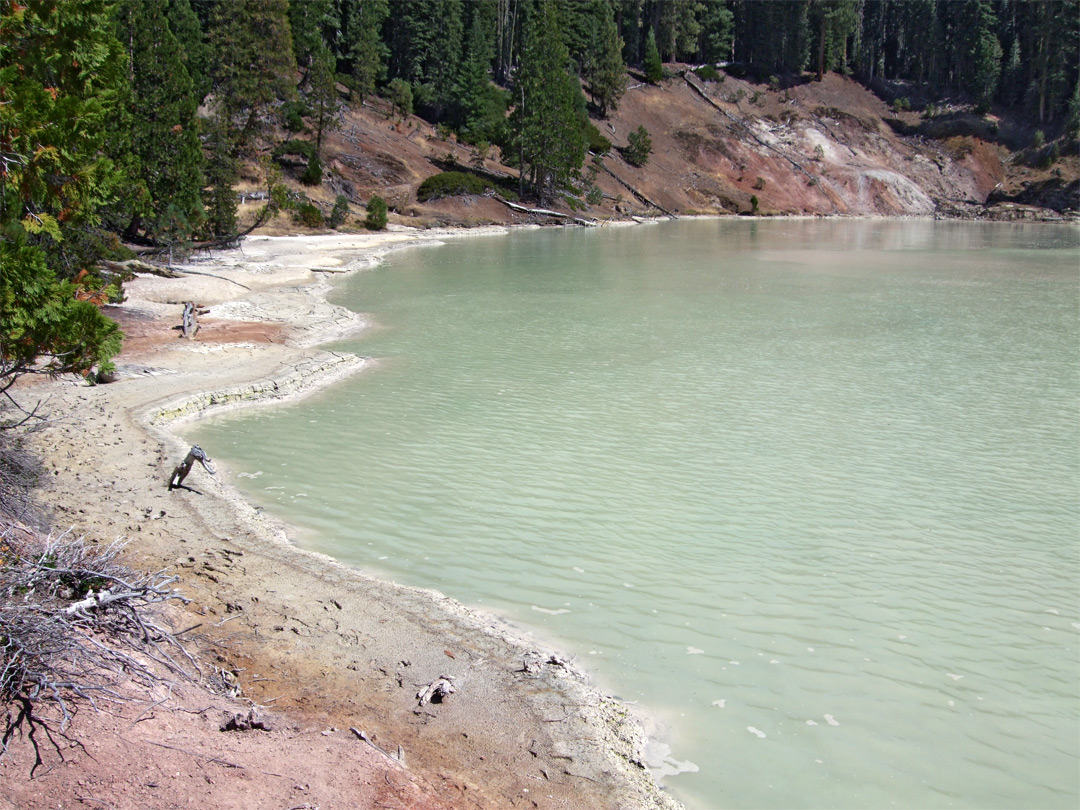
[
  {"xmin": 582, "ymin": 0, "xmax": 627, "ymax": 117},
  {"xmin": 511, "ymin": 0, "xmax": 589, "ymax": 204},
  {"xmin": 1, "ymin": 0, "xmax": 125, "ymax": 397},
  {"xmin": 622, "ymin": 125, "xmax": 653, "ymax": 167},
  {"xmin": 165, "ymin": 0, "xmax": 211, "ymax": 102},
  {"xmin": 453, "ymin": 11, "xmax": 511, "ymax": 145},
  {"xmin": 387, "ymin": 78, "xmax": 414, "ymax": 119},
  {"xmin": 643, "ymin": 28, "xmax": 664, "ymax": 84},
  {"xmin": 364, "ymin": 196, "xmax": 389, "ymax": 230},
  {"xmin": 207, "ymin": 0, "xmax": 297, "ymax": 146},
  {"xmin": 307, "ymin": 47, "xmax": 341, "ymax": 152},
  {"xmin": 114, "ymin": 0, "xmax": 206, "ymax": 244},
  {"xmin": 342, "ymin": 0, "xmax": 389, "ymax": 101}
]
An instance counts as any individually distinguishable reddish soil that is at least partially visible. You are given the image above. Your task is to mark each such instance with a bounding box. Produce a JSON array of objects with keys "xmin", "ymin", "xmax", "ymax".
[{"xmin": 260, "ymin": 70, "xmax": 1075, "ymax": 234}]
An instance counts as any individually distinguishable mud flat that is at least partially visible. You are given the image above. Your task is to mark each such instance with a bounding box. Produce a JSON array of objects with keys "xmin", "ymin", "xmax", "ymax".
[{"xmin": 18, "ymin": 227, "xmax": 683, "ymax": 810}]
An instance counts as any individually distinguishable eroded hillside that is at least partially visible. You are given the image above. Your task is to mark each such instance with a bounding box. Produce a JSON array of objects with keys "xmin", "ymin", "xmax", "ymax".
[{"xmin": 249, "ymin": 70, "xmax": 1077, "ymax": 230}]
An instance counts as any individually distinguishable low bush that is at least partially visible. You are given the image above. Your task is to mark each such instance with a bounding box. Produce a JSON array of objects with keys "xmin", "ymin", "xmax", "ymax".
[
  {"xmin": 694, "ymin": 64, "xmax": 722, "ymax": 83},
  {"xmin": 328, "ymin": 195, "xmax": 350, "ymax": 229},
  {"xmin": 272, "ymin": 139, "xmax": 316, "ymax": 161},
  {"xmin": 585, "ymin": 122, "xmax": 612, "ymax": 155},
  {"xmin": 365, "ymin": 195, "xmax": 388, "ymax": 230},
  {"xmin": 417, "ymin": 171, "xmax": 493, "ymax": 201},
  {"xmin": 293, "ymin": 201, "xmax": 324, "ymax": 228},
  {"xmin": 300, "ymin": 153, "xmax": 322, "ymax": 186}
]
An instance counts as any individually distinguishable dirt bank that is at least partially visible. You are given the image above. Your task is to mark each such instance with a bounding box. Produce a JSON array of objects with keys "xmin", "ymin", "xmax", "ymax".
[{"xmin": 4, "ymin": 228, "xmax": 683, "ymax": 810}]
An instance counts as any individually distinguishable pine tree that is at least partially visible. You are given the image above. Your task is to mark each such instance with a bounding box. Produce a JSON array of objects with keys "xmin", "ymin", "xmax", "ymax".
[
  {"xmin": 643, "ymin": 26, "xmax": 663, "ymax": 83},
  {"xmin": 344, "ymin": 0, "xmax": 389, "ymax": 100},
  {"xmin": 511, "ymin": 0, "xmax": 588, "ymax": 204},
  {"xmin": 453, "ymin": 12, "xmax": 509, "ymax": 144},
  {"xmin": 698, "ymin": 0, "xmax": 734, "ymax": 64},
  {"xmin": 809, "ymin": 0, "xmax": 859, "ymax": 81},
  {"xmin": 165, "ymin": 0, "xmax": 211, "ymax": 102},
  {"xmin": 207, "ymin": 0, "xmax": 298, "ymax": 146},
  {"xmin": 968, "ymin": 0, "xmax": 1002, "ymax": 111},
  {"xmin": 308, "ymin": 47, "xmax": 340, "ymax": 154},
  {"xmin": 384, "ymin": 0, "xmax": 464, "ymax": 119},
  {"xmin": 289, "ymin": 0, "xmax": 335, "ymax": 75},
  {"xmin": 114, "ymin": 0, "xmax": 206, "ymax": 243},
  {"xmin": 201, "ymin": 118, "xmax": 239, "ymax": 238},
  {"xmin": 583, "ymin": 0, "xmax": 627, "ymax": 118}
]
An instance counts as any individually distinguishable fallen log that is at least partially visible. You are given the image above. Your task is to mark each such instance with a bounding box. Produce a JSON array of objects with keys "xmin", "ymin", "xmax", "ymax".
[
  {"xmin": 98, "ymin": 259, "xmax": 184, "ymax": 278},
  {"xmin": 495, "ymin": 197, "xmax": 597, "ymax": 226}
]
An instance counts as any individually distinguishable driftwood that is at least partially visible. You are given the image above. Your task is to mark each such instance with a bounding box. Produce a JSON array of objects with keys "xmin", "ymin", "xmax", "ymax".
[
  {"xmin": 220, "ymin": 709, "xmax": 271, "ymax": 732},
  {"xmin": 594, "ymin": 160, "xmax": 676, "ymax": 217},
  {"xmin": 169, "ymin": 445, "xmax": 216, "ymax": 490},
  {"xmin": 416, "ymin": 675, "xmax": 456, "ymax": 706},
  {"xmin": 181, "ymin": 302, "xmax": 200, "ymax": 339},
  {"xmin": 495, "ymin": 197, "xmax": 597, "ymax": 226},
  {"xmin": 98, "ymin": 259, "xmax": 184, "ymax": 278},
  {"xmin": 350, "ymin": 727, "xmax": 406, "ymax": 765},
  {"xmin": 0, "ymin": 530, "xmax": 196, "ymax": 774}
]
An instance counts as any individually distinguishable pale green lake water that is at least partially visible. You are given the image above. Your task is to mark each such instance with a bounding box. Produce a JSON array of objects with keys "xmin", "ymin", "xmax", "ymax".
[{"xmin": 188, "ymin": 219, "xmax": 1080, "ymax": 810}]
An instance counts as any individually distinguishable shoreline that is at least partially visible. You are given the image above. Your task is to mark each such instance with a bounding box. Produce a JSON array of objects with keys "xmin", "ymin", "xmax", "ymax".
[{"xmin": 21, "ymin": 224, "xmax": 684, "ymax": 810}]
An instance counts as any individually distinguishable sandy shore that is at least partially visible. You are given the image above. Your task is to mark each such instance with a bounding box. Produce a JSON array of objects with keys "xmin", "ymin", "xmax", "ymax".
[{"xmin": 10, "ymin": 226, "xmax": 683, "ymax": 810}]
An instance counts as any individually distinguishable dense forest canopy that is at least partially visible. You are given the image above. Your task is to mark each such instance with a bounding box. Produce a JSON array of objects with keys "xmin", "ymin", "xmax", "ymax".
[{"xmin": 1, "ymin": 0, "xmax": 1078, "ymax": 407}]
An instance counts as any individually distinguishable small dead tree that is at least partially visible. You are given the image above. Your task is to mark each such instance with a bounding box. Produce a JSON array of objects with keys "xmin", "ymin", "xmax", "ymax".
[
  {"xmin": 169, "ymin": 445, "xmax": 215, "ymax": 490},
  {"xmin": 0, "ymin": 528, "xmax": 195, "ymax": 773},
  {"xmin": 180, "ymin": 301, "xmax": 200, "ymax": 339}
]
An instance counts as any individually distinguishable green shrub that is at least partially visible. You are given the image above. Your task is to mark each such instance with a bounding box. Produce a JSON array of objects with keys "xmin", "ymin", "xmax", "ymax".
[
  {"xmin": 621, "ymin": 125, "xmax": 652, "ymax": 168},
  {"xmin": 891, "ymin": 97, "xmax": 911, "ymax": 112},
  {"xmin": 585, "ymin": 122, "xmax": 612, "ymax": 155},
  {"xmin": 282, "ymin": 101, "xmax": 308, "ymax": 132},
  {"xmin": 417, "ymin": 170, "xmax": 492, "ymax": 201},
  {"xmin": 293, "ymin": 201, "xmax": 324, "ymax": 228},
  {"xmin": 272, "ymin": 139, "xmax": 316, "ymax": 161},
  {"xmin": 300, "ymin": 153, "xmax": 322, "ymax": 186},
  {"xmin": 752, "ymin": 176, "xmax": 766, "ymax": 190},
  {"xmin": 387, "ymin": 78, "xmax": 413, "ymax": 119},
  {"xmin": 365, "ymin": 195, "xmax": 388, "ymax": 230},
  {"xmin": 694, "ymin": 64, "xmax": 721, "ymax": 83},
  {"xmin": 328, "ymin": 195, "xmax": 350, "ymax": 229},
  {"xmin": 750, "ymin": 194, "xmax": 759, "ymax": 215}
]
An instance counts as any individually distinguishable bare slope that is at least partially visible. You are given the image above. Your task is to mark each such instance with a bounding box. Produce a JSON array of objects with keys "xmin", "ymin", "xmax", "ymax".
[{"xmin": 267, "ymin": 70, "xmax": 1075, "ymax": 230}]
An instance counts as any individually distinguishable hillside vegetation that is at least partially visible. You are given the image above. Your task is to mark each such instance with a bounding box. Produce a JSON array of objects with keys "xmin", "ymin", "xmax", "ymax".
[
  {"xmin": 2, "ymin": 0, "xmax": 1078, "ymax": 428},
  {"xmin": 273, "ymin": 66, "xmax": 1077, "ymax": 232}
]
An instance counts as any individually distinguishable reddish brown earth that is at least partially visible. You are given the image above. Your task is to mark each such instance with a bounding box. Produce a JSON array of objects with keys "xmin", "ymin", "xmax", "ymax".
[{"xmin": 268, "ymin": 70, "xmax": 1075, "ymax": 232}]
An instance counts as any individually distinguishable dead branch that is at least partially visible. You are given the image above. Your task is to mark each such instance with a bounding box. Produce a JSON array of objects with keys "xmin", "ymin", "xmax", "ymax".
[
  {"xmin": 1, "ymin": 528, "xmax": 197, "ymax": 773},
  {"xmin": 415, "ymin": 675, "xmax": 455, "ymax": 706}
]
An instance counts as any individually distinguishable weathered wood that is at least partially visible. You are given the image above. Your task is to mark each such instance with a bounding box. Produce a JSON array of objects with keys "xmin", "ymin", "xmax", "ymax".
[
  {"xmin": 99, "ymin": 259, "xmax": 184, "ymax": 278},
  {"xmin": 169, "ymin": 445, "xmax": 215, "ymax": 489},
  {"xmin": 181, "ymin": 301, "xmax": 200, "ymax": 339},
  {"xmin": 495, "ymin": 197, "xmax": 597, "ymax": 226},
  {"xmin": 416, "ymin": 675, "xmax": 456, "ymax": 706}
]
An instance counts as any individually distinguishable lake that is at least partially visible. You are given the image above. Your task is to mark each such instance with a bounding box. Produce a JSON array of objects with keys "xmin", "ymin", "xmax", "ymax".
[{"xmin": 188, "ymin": 219, "xmax": 1080, "ymax": 809}]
